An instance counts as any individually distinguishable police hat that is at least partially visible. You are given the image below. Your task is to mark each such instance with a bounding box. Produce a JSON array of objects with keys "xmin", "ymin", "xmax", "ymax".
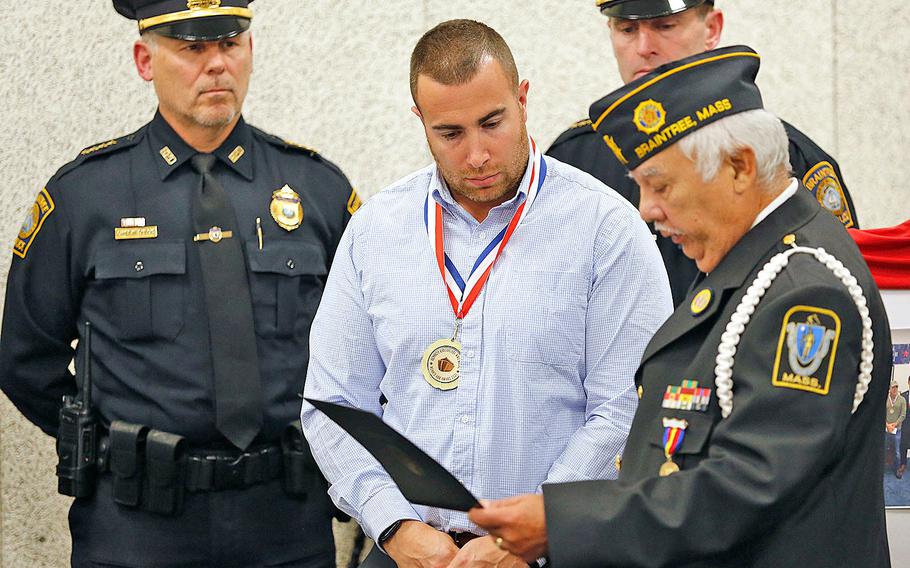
[
  {"xmin": 588, "ymin": 45, "xmax": 763, "ymax": 171},
  {"xmin": 113, "ymin": 0, "xmax": 254, "ymax": 41},
  {"xmin": 596, "ymin": 0, "xmax": 713, "ymax": 20}
]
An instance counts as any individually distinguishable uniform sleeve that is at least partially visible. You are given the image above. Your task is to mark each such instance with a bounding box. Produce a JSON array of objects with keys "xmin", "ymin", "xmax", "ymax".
[
  {"xmin": 542, "ymin": 205, "xmax": 672, "ymax": 485},
  {"xmin": 300, "ymin": 211, "xmax": 420, "ymax": 542},
  {"xmin": 0, "ymin": 184, "xmax": 78, "ymax": 435},
  {"xmin": 544, "ymin": 277, "xmax": 866, "ymax": 567}
]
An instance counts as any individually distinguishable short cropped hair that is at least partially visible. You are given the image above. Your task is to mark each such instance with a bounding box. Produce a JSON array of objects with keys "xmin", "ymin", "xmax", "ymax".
[
  {"xmin": 677, "ymin": 109, "xmax": 791, "ymax": 191},
  {"xmin": 409, "ymin": 19, "xmax": 519, "ymax": 104}
]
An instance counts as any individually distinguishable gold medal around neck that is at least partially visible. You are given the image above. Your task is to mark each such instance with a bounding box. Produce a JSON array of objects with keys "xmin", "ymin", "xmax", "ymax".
[
  {"xmin": 421, "ymin": 338, "xmax": 461, "ymax": 391},
  {"xmin": 659, "ymin": 459, "xmax": 680, "ymax": 477}
]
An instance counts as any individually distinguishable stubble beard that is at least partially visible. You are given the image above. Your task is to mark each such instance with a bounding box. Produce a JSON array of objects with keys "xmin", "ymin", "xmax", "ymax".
[{"xmin": 439, "ymin": 126, "xmax": 530, "ymax": 207}]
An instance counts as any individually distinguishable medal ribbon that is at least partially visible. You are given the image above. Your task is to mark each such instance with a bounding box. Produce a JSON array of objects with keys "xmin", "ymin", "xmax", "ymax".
[
  {"xmin": 662, "ymin": 418, "xmax": 688, "ymax": 462},
  {"xmin": 424, "ymin": 136, "xmax": 546, "ymax": 319}
]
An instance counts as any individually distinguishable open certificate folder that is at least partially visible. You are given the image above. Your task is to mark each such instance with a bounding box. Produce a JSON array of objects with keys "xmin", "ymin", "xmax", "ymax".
[{"xmin": 306, "ymin": 398, "xmax": 481, "ymax": 511}]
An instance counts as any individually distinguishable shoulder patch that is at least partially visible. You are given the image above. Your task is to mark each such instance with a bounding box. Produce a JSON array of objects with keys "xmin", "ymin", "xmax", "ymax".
[
  {"xmin": 771, "ymin": 306, "xmax": 841, "ymax": 396},
  {"xmin": 13, "ymin": 188, "xmax": 55, "ymax": 259},
  {"xmin": 346, "ymin": 188, "xmax": 362, "ymax": 215},
  {"xmin": 802, "ymin": 161, "xmax": 854, "ymax": 228}
]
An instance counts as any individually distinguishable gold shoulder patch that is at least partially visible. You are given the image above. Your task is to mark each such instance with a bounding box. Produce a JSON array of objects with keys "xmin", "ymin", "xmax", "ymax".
[
  {"xmin": 802, "ymin": 161, "xmax": 854, "ymax": 228},
  {"xmin": 771, "ymin": 306, "xmax": 841, "ymax": 396},
  {"xmin": 80, "ymin": 139, "xmax": 118, "ymax": 156},
  {"xmin": 347, "ymin": 188, "xmax": 363, "ymax": 215},
  {"xmin": 13, "ymin": 188, "xmax": 55, "ymax": 259},
  {"xmin": 282, "ymin": 139, "xmax": 319, "ymax": 156},
  {"xmin": 570, "ymin": 118, "xmax": 593, "ymax": 130}
]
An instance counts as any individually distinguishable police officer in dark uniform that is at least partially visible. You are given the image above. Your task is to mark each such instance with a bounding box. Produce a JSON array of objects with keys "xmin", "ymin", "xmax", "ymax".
[
  {"xmin": 0, "ymin": 1, "xmax": 358, "ymax": 566},
  {"xmin": 471, "ymin": 46, "xmax": 891, "ymax": 567},
  {"xmin": 548, "ymin": 0, "xmax": 859, "ymax": 307}
]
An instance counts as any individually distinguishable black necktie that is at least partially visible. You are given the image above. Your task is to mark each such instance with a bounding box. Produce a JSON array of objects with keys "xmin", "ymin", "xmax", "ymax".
[{"xmin": 191, "ymin": 153, "xmax": 263, "ymax": 450}]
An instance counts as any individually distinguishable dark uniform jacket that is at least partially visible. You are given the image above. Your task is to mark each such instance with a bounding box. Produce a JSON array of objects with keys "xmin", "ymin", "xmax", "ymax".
[
  {"xmin": 543, "ymin": 189, "xmax": 891, "ymax": 567},
  {"xmin": 0, "ymin": 112, "xmax": 355, "ymax": 445},
  {"xmin": 548, "ymin": 119, "xmax": 859, "ymax": 307}
]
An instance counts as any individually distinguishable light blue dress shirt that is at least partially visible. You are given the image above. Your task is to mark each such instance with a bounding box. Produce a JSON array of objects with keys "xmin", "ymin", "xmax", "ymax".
[{"xmin": 302, "ymin": 152, "xmax": 672, "ymax": 542}]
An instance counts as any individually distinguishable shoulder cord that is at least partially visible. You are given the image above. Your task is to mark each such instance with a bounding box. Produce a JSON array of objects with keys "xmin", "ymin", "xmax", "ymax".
[{"xmin": 714, "ymin": 245, "xmax": 874, "ymax": 419}]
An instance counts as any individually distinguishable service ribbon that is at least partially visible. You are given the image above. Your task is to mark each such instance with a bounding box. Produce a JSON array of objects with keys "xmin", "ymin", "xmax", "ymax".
[
  {"xmin": 424, "ymin": 136, "xmax": 546, "ymax": 319},
  {"xmin": 662, "ymin": 417, "xmax": 689, "ymax": 461}
]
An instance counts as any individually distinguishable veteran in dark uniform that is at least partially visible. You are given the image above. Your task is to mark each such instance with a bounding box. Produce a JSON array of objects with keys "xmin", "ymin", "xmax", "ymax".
[
  {"xmin": 548, "ymin": 0, "xmax": 859, "ymax": 307},
  {"xmin": 0, "ymin": 1, "xmax": 357, "ymax": 566},
  {"xmin": 471, "ymin": 46, "xmax": 892, "ymax": 567}
]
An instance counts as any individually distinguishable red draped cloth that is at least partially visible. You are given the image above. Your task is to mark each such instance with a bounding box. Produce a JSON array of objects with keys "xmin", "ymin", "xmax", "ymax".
[{"xmin": 849, "ymin": 219, "xmax": 910, "ymax": 289}]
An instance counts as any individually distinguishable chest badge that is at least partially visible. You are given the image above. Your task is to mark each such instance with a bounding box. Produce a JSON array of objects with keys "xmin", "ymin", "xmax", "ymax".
[
  {"xmin": 270, "ymin": 185, "xmax": 303, "ymax": 231},
  {"xmin": 662, "ymin": 380, "xmax": 711, "ymax": 412},
  {"xmin": 690, "ymin": 288, "xmax": 713, "ymax": 316}
]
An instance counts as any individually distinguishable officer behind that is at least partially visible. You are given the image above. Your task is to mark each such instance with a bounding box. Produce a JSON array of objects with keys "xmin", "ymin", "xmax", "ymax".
[
  {"xmin": 0, "ymin": 1, "xmax": 357, "ymax": 566},
  {"xmin": 471, "ymin": 46, "xmax": 891, "ymax": 567},
  {"xmin": 548, "ymin": 0, "xmax": 860, "ymax": 307}
]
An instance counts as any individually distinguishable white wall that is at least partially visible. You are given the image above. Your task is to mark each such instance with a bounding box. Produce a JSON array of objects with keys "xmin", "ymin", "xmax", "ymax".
[{"xmin": 1, "ymin": 2, "xmax": 908, "ymax": 566}]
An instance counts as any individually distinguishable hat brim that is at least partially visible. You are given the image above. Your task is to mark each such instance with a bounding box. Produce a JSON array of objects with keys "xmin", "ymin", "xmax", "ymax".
[
  {"xmin": 146, "ymin": 16, "xmax": 250, "ymax": 41},
  {"xmin": 599, "ymin": 0, "xmax": 711, "ymax": 20}
]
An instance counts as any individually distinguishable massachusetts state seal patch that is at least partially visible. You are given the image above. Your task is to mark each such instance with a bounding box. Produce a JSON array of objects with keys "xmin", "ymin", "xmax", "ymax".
[
  {"xmin": 772, "ymin": 306, "xmax": 841, "ymax": 395},
  {"xmin": 13, "ymin": 188, "xmax": 55, "ymax": 259}
]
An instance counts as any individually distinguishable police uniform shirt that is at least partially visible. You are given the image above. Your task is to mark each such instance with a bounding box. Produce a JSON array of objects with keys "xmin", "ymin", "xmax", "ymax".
[
  {"xmin": 542, "ymin": 188, "xmax": 891, "ymax": 567},
  {"xmin": 0, "ymin": 111, "xmax": 355, "ymax": 445},
  {"xmin": 547, "ymin": 119, "xmax": 859, "ymax": 306}
]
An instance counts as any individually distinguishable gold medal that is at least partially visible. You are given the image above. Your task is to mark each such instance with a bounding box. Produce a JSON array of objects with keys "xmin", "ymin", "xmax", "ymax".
[
  {"xmin": 421, "ymin": 338, "xmax": 461, "ymax": 390},
  {"xmin": 659, "ymin": 459, "xmax": 680, "ymax": 477},
  {"xmin": 270, "ymin": 184, "xmax": 304, "ymax": 231}
]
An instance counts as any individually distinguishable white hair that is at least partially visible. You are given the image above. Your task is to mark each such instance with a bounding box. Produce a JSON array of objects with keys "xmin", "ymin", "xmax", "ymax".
[
  {"xmin": 677, "ymin": 109, "xmax": 791, "ymax": 191},
  {"xmin": 139, "ymin": 31, "xmax": 160, "ymax": 53}
]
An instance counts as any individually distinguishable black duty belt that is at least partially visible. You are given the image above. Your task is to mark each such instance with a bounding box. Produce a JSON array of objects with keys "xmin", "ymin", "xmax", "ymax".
[{"xmin": 185, "ymin": 445, "xmax": 283, "ymax": 491}]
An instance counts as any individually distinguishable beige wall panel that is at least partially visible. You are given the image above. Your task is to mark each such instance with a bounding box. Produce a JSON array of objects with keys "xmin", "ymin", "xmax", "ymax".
[{"xmin": 835, "ymin": 2, "xmax": 910, "ymax": 229}]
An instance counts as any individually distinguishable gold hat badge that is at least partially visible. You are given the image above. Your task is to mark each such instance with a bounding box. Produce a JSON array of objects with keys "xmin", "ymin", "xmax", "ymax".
[{"xmin": 270, "ymin": 185, "xmax": 303, "ymax": 231}]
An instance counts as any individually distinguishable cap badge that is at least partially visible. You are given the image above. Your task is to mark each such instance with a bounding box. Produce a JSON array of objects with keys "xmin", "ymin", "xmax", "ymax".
[
  {"xmin": 690, "ymin": 288, "xmax": 713, "ymax": 316},
  {"xmin": 270, "ymin": 185, "xmax": 303, "ymax": 231},
  {"xmin": 187, "ymin": 0, "xmax": 221, "ymax": 9},
  {"xmin": 633, "ymin": 99, "xmax": 667, "ymax": 135}
]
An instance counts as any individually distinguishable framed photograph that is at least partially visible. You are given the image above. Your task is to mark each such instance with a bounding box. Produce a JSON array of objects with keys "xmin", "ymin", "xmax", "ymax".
[{"xmin": 883, "ymin": 291, "xmax": 910, "ymax": 508}]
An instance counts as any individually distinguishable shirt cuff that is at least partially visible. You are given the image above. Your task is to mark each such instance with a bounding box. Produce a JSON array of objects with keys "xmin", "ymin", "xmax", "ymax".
[{"xmin": 360, "ymin": 485, "xmax": 421, "ymax": 542}]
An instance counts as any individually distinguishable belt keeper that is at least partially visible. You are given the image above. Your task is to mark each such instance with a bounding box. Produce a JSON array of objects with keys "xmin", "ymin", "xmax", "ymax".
[
  {"xmin": 143, "ymin": 430, "xmax": 186, "ymax": 515},
  {"xmin": 109, "ymin": 421, "xmax": 149, "ymax": 507}
]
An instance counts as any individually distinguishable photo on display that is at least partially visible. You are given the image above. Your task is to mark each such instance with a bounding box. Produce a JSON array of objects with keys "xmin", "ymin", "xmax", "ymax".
[{"xmin": 884, "ymin": 334, "xmax": 910, "ymax": 508}]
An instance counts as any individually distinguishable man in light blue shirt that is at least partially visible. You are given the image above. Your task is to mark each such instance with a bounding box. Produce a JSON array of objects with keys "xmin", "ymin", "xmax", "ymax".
[{"xmin": 302, "ymin": 19, "xmax": 671, "ymax": 568}]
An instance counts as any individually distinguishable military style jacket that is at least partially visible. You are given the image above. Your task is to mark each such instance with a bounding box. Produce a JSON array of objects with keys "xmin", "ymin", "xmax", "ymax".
[
  {"xmin": 0, "ymin": 112, "xmax": 356, "ymax": 445},
  {"xmin": 548, "ymin": 119, "xmax": 859, "ymax": 307},
  {"xmin": 544, "ymin": 189, "xmax": 891, "ymax": 567}
]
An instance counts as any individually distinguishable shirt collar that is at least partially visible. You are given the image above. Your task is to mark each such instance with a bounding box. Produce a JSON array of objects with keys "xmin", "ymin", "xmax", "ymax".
[
  {"xmin": 751, "ymin": 178, "xmax": 799, "ymax": 229},
  {"xmin": 148, "ymin": 110, "xmax": 254, "ymax": 181},
  {"xmin": 429, "ymin": 144, "xmax": 535, "ymax": 214}
]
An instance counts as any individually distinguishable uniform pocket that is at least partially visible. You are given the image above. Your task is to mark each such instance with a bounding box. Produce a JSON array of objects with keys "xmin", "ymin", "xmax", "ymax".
[
  {"xmin": 93, "ymin": 241, "xmax": 186, "ymax": 341},
  {"xmin": 246, "ymin": 240, "xmax": 327, "ymax": 338}
]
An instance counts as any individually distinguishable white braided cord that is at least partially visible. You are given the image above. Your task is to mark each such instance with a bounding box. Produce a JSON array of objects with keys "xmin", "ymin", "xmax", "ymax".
[{"xmin": 714, "ymin": 246, "xmax": 874, "ymax": 419}]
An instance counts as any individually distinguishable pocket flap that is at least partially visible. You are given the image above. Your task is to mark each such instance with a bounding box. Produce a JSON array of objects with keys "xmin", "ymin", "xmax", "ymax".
[
  {"xmin": 95, "ymin": 241, "xmax": 186, "ymax": 279},
  {"xmin": 649, "ymin": 410, "xmax": 715, "ymax": 455},
  {"xmin": 246, "ymin": 240, "xmax": 327, "ymax": 276}
]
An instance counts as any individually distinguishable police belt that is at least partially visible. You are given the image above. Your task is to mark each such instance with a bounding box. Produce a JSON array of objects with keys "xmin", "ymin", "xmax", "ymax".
[{"xmin": 184, "ymin": 444, "xmax": 283, "ymax": 492}]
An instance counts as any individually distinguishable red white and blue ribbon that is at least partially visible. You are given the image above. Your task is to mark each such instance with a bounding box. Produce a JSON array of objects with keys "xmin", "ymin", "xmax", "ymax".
[{"xmin": 424, "ymin": 136, "xmax": 546, "ymax": 319}]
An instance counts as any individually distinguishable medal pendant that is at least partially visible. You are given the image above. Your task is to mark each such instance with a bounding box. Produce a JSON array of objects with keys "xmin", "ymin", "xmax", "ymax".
[
  {"xmin": 421, "ymin": 338, "xmax": 461, "ymax": 391},
  {"xmin": 659, "ymin": 459, "xmax": 680, "ymax": 477}
]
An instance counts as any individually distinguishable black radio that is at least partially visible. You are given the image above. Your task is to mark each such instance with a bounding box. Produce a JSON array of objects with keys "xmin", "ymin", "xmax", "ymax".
[{"xmin": 56, "ymin": 321, "xmax": 99, "ymax": 498}]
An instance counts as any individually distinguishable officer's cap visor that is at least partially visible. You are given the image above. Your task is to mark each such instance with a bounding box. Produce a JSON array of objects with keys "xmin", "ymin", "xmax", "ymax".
[
  {"xmin": 146, "ymin": 16, "xmax": 250, "ymax": 41},
  {"xmin": 599, "ymin": 0, "xmax": 711, "ymax": 20}
]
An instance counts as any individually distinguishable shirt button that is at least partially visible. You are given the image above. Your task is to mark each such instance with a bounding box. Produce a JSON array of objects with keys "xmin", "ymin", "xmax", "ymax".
[
  {"xmin": 466, "ymin": 350, "xmax": 475, "ymax": 359},
  {"xmin": 461, "ymin": 415, "xmax": 470, "ymax": 424},
  {"xmin": 134, "ymin": 261, "xmax": 144, "ymax": 272},
  {"xmin": 286, "ymin": 259, "xmax": 295, "ymax": 270}
]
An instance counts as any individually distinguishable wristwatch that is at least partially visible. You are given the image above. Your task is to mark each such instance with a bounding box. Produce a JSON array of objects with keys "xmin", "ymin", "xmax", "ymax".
[{"xmin": 378, "ymin": 519, "xmax": 404, "ymax": 548}]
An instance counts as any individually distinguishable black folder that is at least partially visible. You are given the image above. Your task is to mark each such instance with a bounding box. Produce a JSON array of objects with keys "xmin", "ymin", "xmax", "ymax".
[{"xmin": 306, "ymin": 398, "xmax": 480, "ymax": 511}]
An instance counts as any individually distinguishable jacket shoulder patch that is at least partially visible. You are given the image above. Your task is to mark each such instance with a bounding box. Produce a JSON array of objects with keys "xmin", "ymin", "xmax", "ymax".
[
  {"xmin": 13, "ymin": 188, "xmax": 55, "ymax": 259},
  {"xmin": 802, "ymin": 161, "xmax": 854, "ymax": 228},
  {"xmin": 771, "ymin": 305, "xmax": 841, "ymax": 396}
]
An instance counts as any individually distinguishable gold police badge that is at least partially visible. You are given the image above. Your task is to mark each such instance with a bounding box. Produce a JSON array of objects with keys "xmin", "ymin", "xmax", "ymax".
[
  {"xmin": 633, "ymin": 99, "xmax": 667, "ymax": 135},
  {"xmin": 270, "ymin": 185, "xmax": 303, "ymax": 231}
]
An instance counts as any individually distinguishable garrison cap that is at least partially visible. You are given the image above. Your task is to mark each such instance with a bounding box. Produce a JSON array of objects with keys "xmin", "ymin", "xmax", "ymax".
[
  {"xmin": 596, "ymin": 0, "xmax": 713, "ymax": 19},
  {"xmin": 113, "ymin": 0, "xmax": 254, "ymax": 41},
  {"xmin": 588, "ymin": 45, "xmax": 763, "ymax": 171}
]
